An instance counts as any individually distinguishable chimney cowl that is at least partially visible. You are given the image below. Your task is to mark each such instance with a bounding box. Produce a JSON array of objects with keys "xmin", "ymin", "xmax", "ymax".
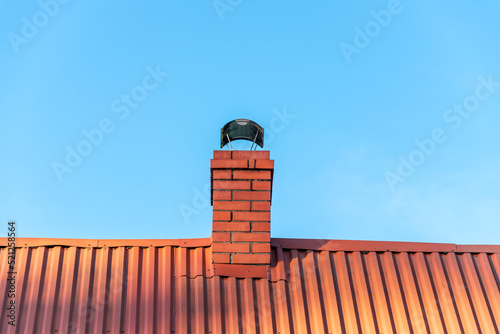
[{"xmin": 220, "ymin": 119, "xmax": 264, "ymax": 150}]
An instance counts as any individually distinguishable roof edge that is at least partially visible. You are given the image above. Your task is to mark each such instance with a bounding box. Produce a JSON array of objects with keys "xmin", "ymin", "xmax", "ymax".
[
  {"xmin": 1, "ymin": 237, "xmax": 499, "ymax": 253},
  {"xmin": 0, "ymin": 238, "xmax": 211, "ymax": 248},
  {"xmin": 271, "ymin": 238, "xmax": 500, "ymax": 253}
]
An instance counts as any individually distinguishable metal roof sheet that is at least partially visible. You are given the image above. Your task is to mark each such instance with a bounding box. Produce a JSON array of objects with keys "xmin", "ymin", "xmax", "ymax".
[{"xmin": 1, "ymin": 238, "xmax": 499, "ymax": 333}]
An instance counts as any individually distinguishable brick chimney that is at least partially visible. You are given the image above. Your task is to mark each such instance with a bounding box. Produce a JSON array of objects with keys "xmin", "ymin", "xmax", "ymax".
[{"xmin": 210, "ymin": 150, "xmax": 273, "ymax": 277}]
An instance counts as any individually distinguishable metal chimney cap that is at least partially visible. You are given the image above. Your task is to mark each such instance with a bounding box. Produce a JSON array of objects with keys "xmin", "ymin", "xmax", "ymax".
[{"xmin": 220, "ymin": 119, "xmax": 264, "ymax": 149}]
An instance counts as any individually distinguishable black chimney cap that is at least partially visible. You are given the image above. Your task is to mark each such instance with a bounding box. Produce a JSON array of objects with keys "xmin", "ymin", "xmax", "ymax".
[{"xmin": 220, "ymin": 119, "xmax": 264, "ymax": 149}]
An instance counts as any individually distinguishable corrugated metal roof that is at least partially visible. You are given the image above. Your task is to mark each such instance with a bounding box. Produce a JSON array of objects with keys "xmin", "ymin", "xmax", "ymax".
[{"xmin": 1, "ymin": 238, "xmax": 499, "ymax": 333}]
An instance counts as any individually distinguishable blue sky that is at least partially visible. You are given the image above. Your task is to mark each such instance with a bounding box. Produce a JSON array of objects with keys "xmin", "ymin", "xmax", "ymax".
[{"xmin": 1, "ymin": 0, "xmax": 499, "ymax": 244}]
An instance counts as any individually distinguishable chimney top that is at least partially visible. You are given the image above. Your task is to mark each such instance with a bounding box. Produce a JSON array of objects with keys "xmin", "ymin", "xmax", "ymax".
[{"xmin": 221, "ymin": 119, "xmax": 264, "ymax": 150}]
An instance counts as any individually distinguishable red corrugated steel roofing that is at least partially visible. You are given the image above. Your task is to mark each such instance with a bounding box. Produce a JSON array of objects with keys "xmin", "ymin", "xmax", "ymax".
[{"xmin": 1, "ymin": 237, "xmax": 499, "ymax": 333}]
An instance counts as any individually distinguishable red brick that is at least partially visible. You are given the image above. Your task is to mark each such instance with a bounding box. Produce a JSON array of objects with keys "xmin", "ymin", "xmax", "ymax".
[
  {"xmin": 233, "ymin": 191, "xmax": 271, "ymax": 201},
  {"xmin": 252, "ymin": 222, "xmax": 270, "ymax": 232},
  {"xmin": 213, "ymin": 201, "xmax": 250, "ymax": 211},
  {"xmin": 212, "ymin": 253, "xmax": 230, "ymax": 263},
  {"xmin": 232, "ymin": 232, "xmax": 270, "ymax": 242},
  {"xmin": 233, "ymin": 253, "xmax": 270, "ymax": 264},
  {"xmin": 252, "ymin": 202, "xmax": 270, "ymax": 211},
  {"xmin": 213, "ymin": 180, "xmax": 250, "ymax": 190},
  {"xmin": 252, "ymin": 181, "xmax": 271, "ymax": 191},
  {"xmin": 255, "ymin": 160, "xmax": 274, "ymax": 169},
  {"xmin": 232, "ymin": 151, "xmax": 270, "ymax": 160},
  {"xmin": 213, "ymin": 222, "xmax": 250, "ymax": 232},
  {"xmin": 233, "ymin": 211, "xmax": 270, "ymax": 221},
  {"xmin": 213, "ymin": 170, "xmax": 232, "ymax": 179},
  {"xmin": 211, "ymin": 159, "xmax": 247, "ymax": 169},
  {"xmin": 213, "ymin": 151, "xmax": 231, "ymax": 159},
  {"xmin": 213, "ymin": 242, "xmax": 250, "ymax": 253},
  {"xmin": 212, "ymin": 211, "xmax": 231, "ymax": 221},
  {"xmin": 248, "ymin": 159, "xmax": 255, "ymax": 169},
  {"xmin": 212, "ymin": 232, "xmax": 231, "ymax": 242},
  {"xmin": 213, "ymin": 263, "xmax": 267, "ymax": 278},
  {"xmin": 252, "ymin": 243, "xmax": 271, "ymax": 253},
  {"xmin": 212, "ymin": 191, "xmax": 231, "ymax": 200},
  {"xmin": 233, "ymin": 170, "xmax": 271, "ymax": 180}
]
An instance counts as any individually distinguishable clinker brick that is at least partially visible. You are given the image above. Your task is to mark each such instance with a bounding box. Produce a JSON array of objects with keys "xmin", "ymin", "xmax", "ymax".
[
  {"xmin": 213, "ymin": 170, "xmax": 232, "ymax": 179},
  {"xmin": 255, "ymin": 160, "xmax": 274, "ymax": 169},
  {"xmin": 213, "ymin": 201, "xmax": 250, "ymax": 211},
  {"xmin": 248, "ymin": 159, "xmax": 255, "ymax": 169},
  {"xmin": 252, "ymin": 181, "xmax": 271, "ymax": 191},
  {"xmin": 213, "ymin": 242, "xmax": 250, "ymax": 253},
  {"xmin": 213, "ymin": 180, "xmax": 250, "ymax": 190},
  {"xmin": 212, "ymin": 232, "xmax": 231, "ymax": 242},
  {"xmin": 252, "ymin": 222, "xmax": 270, "ymax": 232},
  {"xmin": 212, "ymin": 253, "xmax": 230, "ymax": 263},
  {"xmin": 213, "ymin": 211, "xmax": 231, "ymax": 221},
  {"xmin": 252, "ymin": 202, "xmax": 271, "ymax": 211},
  {"xmin": 252, "ymin": 243, "xmax": 271, "ymax": 253},
  {"xmin": 233, "ymin": 211, "xmax": 270, "ymax": 222},
  {"xmin": 213, "ymin": 222, "xmax": 250, "ymax": 232},
  {"xmin": 233, "ymin": 170, "xmax": 271, "ymax": 180},
  {"xmin": 213, "ymin": 191, "xmax": 231, "ymax": 200},
  {"xmin": 233, "ymin": 191, "xmax": 271, "ymax": 201},
  {"xmin": 232, "ymin": 253, "xmax": 270, "ymax": 264},
  {"xmin": 232, "ymin": 232, "xmax": 270, "ymax": 242},
  {"xmin": 211, "ymin": 159, "xmax": 247, "ymax": 169}
]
